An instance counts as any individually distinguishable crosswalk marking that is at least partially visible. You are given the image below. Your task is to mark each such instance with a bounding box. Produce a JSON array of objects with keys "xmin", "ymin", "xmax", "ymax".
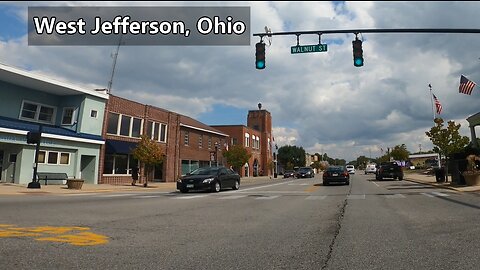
[
  {"xmin": 305, "ymin": 195, "xmax": 326, "ymax": 200},
  {"xmin": 347, "ymin": 194, "xmax": 365, "ymax": 200},
  {"xmin": 430, "ymin": 191, "xmax": 449, "ymax": 197},
  {"xmin": 421, "ymin": 193, "xmax": 435, "ymax": 198},
  {"xmin": 255, "ymin": 195, "xmax": 280, "ymax": 200},
  {"xmin": 174, "ymin": 195, "xmax": 209, "ymax": 200},
  {"xmin": 384, "ymin": 194, "xmax": 406, "ymax": 199},
  {"xmin": 219, "ymin": 195, "xmax": 247, "ymax": 200}
]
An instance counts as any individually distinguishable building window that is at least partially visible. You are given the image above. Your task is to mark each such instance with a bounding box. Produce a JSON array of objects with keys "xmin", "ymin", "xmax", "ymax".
[
  {"xmin": 90, "ymin": 110, "xmax": 98, "ymax": 118},
  {"xmin": 37, "ymin": 151, "xmax": 70, "ymax": 165},
  {"xmin": 120, "ymin": 115, "xmax": 131, "ymax": 136},
  {"xmin": 132, "ymin": 118, "xmax": 142, "ymax": 138},
  {"xmin": 103, "ymin": 154, "xmax": 136, "ymax": 175},
  {"xmin": 245, "ymin": 133, "xmax": 250, "ymax": 147},
  {"xmin": 160, "ymin": 124, "xmax": 167, "ymax": 143},
  {"xmin": 38, "ymin": 151, "xmax": 46, "ymax": 163},
  {"xmin": 62, "ymin": 108, "xmax": 75, "ymax": 125},
  {"xmin": 20, "ymin": 101, "xmax": 56, "ymax": 124},
  {"xmin": 184, "ymin": 131, "xmax": 189, "ymax": 146},
  {"xmin": 208, "ymin": 136, "xmax": 212, "ymax": 149},
  {"xmin": 199, "ymin": 135, "xmax": 203, "ymax": 148},
  {"xmin": 107, "ymin": 113, "xmax": 120, "ymax": 135}
]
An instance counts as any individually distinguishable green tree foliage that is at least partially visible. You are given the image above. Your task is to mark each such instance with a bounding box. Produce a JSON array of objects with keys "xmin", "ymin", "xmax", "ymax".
[
  {"xmin": 278, "ymin": 145, "xmax": 306, "ymax": 169},
  {"xmin": 425, "ymin": 118, "xmax": 470, "ymax": 181},
  {"xmin": 390, "ymin": 144, "xmax": 410, "ymax": 161},
  {"xmin": 131, "ymin": 135, "xmax": 165, "ymax": 186},
  {"xmin": 355, "ymin": 155, "xmax": 370, "ymax": 169},
  {"xmin": 222, "ymin": 144, "xmax": 251, "ymax": 174}
]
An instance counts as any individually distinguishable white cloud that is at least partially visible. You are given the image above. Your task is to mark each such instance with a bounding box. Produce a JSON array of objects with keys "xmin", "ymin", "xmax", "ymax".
[{"xmin": 1, "ymin": 1, "xmax": 479, "ymax": 162}]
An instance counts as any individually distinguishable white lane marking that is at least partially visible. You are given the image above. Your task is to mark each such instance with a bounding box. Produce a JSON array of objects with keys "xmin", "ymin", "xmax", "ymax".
[
  {"xmin": 372, "ymin": 181, "xmax": 380, "ymax": 187},
  {"xmin": 306, "ymin": 195, "xmax": 326, "ymax": 200},
  {"xmin": 384, "ymin": 194, "xmax": 406, "ymax": 199},
  {"xmin": 218, "ymin": 195, "xmax": 247, "ymax": 200},
  {"xmin": 431, "ymin": 191, "xmax": 449, "ymax": 197},
  {"xmin": 238, "ymin": 191, "xmax": 308, "ymax": 194},
  {"xmin": 347, "ymin": 194, "xmax": 365, "ymax": 200},
  {"xmin": 421, "ymin": 192, "xmax": 435, "ymax": 198},
  {"xmin": 136, "ymin": 195, "xmax": 162, "ymax": 199},
  {"xmin": 237, "ymin": 180, "xmax": 298, "ymax": 192},
  {"xmin": 174, "ymin": 195, "xmax": 209, "ymax": 199},
  {"xmin": 255, "ymin": 195, "xmax": 280, "ymax": 200},
  {"xmin": 288, "ymin": 183, "xmax": 310, "ymax": 186}
]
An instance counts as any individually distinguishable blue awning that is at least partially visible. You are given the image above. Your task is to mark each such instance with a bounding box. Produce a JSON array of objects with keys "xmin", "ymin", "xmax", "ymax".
[{"xmin": 105, "ymin": 140, "xmax": 137, "ymax": 154}]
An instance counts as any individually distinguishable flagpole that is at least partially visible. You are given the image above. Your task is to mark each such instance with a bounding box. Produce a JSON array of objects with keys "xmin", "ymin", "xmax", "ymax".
[{"xmin": 428, "ymin": 84, "xmax": 436, "ymax": 121}]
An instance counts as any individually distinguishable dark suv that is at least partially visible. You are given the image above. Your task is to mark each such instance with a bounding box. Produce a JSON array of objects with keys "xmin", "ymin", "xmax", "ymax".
[{"xmin": 376, "ymin": 162, "xmax": 404, "ymax": 181}]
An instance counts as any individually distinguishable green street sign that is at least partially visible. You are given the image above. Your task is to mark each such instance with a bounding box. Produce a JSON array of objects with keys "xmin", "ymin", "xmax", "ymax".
[{"xmin": 291, "ymin": 44, "xmax": 328, "ymax": 54}]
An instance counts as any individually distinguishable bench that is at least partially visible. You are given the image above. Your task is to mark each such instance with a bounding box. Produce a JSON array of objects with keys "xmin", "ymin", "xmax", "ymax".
[{"xmin": 36, "ymin": 173, "xmax": 69, "ymax": 185}]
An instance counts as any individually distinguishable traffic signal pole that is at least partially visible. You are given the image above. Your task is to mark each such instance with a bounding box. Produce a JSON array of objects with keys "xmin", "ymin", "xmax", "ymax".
[
  {"xmin": 253, "ymin": 28, "xmax": 480, "ymax": 68},
  {"xmin": 27, "ymin": 125, "xmax": 42, "ymax": 189}
]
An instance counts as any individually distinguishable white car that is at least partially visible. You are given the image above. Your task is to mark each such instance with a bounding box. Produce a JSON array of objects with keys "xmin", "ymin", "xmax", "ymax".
[
  {"xmin": 346, "ymin": 165, "xmax": 356, "ymax": 174},
  {"xmin": 365, "ymin": 164, "xmax": 377, "ymax": 174}
]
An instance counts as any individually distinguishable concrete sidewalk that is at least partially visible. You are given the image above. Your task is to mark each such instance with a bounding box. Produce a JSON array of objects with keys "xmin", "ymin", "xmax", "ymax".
[
  {"xmin": 405, "ymin": 172, "xmax": 480, "ymax": 193},
  {"xmin": 0, "ymin": 175, "xmax": 284, "ymax": 196}
]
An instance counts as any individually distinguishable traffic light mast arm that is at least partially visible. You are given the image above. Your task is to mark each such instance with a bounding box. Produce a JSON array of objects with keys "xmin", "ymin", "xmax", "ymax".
[{"xmin": 253, "ymin": 28, "xmax": 480, "ymax": 38}]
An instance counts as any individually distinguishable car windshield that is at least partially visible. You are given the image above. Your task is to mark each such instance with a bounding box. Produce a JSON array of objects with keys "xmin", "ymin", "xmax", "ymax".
[
  {"xmin": 298, "ymin": 168, "xmax": 311, "ymax": 172},
  {"xmin": 189, "ymin": 167, "xmax": 219, "ymax": 175},
  {"xmin": 327, "ymin": 166, "xmax": 344, "ymax": 172}
]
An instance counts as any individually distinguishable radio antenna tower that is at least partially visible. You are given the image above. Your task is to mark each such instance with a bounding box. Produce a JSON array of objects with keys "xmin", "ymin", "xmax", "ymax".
[{"xmin": 107, "ymin": 35, "xmax": 123, "ymax": 93}]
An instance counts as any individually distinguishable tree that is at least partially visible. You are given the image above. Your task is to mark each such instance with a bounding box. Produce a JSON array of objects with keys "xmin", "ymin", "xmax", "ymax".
[
  {"xmin": 390, "ymin": 144, "xmax": 410, "ymax": 161},
  {"xmin": 425, "ymin": 118, "xmax": 470, "ymax": 182},
  {"xmin": 131, "ymin": 135, "xmax": 165, "ymax": 187},
  {"xmin": 222, "ymin": 145, "xmax": 251, "ymax": 174},
  {"xmin": 277, "ymin": 145, "xmax": 306, "ymax": 169}
]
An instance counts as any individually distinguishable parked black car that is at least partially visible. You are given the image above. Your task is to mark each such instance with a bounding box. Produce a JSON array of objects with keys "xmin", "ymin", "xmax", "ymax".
[
  {"xmin": 323, "ymin": 166, "xmax": 350, "ymax": 185},
  {"xmin": 283, "ymin": 170, "xmax": 296, "ymax": 178},
  {"xmin": 376, "ymin": 162, "xmax": 404, "ymax": 181},
  {"xmin": 177, "ymin": 166, "xmax": 240, "ymax": 193},
  {"xmin": 296, "ymin": 167, "xmax": 315, "ymax": 178}
]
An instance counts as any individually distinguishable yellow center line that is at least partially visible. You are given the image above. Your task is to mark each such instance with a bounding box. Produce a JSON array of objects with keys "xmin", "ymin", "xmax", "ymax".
[{"xmin": 0, "ymin": 224, "xmax": 109, "ymax": 246}]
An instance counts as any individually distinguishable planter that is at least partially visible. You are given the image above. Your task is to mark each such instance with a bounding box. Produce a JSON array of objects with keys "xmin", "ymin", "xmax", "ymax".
[
  {"xmin": 67, "ymin": 179, "xmax": 84, "ymax": 189},
  {"xmin": 462, "ymin": 173, "xmax": 480, "ymax": 186}
]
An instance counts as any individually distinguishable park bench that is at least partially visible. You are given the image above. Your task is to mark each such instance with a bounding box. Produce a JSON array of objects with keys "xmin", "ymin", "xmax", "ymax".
[{"xmin": 36, "ymin": 172, "xmax": 69, "ymax": 185}]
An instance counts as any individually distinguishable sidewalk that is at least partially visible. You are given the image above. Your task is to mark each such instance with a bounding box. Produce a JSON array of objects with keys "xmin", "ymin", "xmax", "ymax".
[
  {"xmin": 0, "ymin": 175, "xmax": 284, "ymax": 196},
  {"xmin": 405, "ymin": 172, "xmax": 480, "ymax": 193}
]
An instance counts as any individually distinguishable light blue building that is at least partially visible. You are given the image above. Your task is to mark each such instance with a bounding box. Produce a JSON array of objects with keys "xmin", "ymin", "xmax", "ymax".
[{"xmin": 0, "ymin": 64, "xmax": 108, "ymax": 184}]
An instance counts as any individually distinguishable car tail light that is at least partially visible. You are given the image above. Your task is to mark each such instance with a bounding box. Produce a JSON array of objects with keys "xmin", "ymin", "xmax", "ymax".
[{"xmin": 343, "ymin": 172, "xmax": 349, "ymax": 177}]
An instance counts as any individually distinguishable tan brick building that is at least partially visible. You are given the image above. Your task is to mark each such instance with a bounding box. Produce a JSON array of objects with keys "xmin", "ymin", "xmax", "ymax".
[
  {"xmin": 213, "ymin": 108, "xmax": 274, "ymax": 177},
  {"xmin": 99, "ymin": 95, "xmax": 228, "ymax": 185}
]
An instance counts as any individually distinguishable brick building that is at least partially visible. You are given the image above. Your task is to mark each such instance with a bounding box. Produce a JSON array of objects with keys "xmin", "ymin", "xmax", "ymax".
[
  {"xmin": 99, "ymin": 95, "xmax": 228, "ymax": 185},
  {"xmin": 213, "ymin": 108, "xmax": 274, "ymax": 177}
]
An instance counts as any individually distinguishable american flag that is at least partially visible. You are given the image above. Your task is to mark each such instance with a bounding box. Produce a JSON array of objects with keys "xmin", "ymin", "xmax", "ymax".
[
  {"xmin": 459, "ymin": 75, "xmax": 476, "ymax": 95},
  {"xmin": 433, "ymin": 94, "xmax": 442, "ymax": 114}
]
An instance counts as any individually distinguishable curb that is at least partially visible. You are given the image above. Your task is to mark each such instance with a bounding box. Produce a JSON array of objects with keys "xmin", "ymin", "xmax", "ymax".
[{"xmin": 405, "ymin": 177, "xmax": 462, "ymax": 192}]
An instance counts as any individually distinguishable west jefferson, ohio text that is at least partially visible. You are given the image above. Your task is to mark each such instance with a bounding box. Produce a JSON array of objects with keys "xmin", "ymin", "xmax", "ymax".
[{"xmin": 32, "ymin": 16, "xmax": 246, "ymax": 36}]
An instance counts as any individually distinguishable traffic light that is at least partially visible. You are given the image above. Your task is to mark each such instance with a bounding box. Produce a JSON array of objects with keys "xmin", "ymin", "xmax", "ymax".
[
  {"xmin": 352, "ymin": 38, "xmax": 364, "ymax": 67},
  {"xmin": 27, "ymin": 131, "xmax": 41, "ymax": 144},
  {"xmin": 255, "ymin": 41, "xmax": 266, "ymax": 69}
]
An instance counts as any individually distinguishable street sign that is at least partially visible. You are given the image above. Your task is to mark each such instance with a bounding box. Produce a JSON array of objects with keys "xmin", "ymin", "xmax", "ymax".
[{"xmin": 291, "ymin": 44, "xmax": 328, "ymax": 54}]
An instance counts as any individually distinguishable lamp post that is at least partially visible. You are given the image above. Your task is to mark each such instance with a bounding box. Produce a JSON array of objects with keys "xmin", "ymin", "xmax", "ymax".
[{"xmin": 214, "ymin": 142, "xmax": 219, "ymax": 167}]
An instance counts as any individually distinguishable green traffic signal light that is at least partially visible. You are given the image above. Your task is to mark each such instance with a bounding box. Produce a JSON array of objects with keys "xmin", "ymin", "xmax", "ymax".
[
  {"xmin": 255, "ymin": 42, "xmax": 266, "ymax": 70},
  {"xmin": 352, "ymin": 38, "xmax": 364, "ymax": 67}
]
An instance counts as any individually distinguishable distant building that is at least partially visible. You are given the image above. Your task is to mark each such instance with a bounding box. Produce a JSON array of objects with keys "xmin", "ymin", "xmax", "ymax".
[
  {"xmin": 213, "ymin": 109, "xmax": 274, "ymax": 177},
  {"xmin": 408, "ymin": 153, "xmax": 440, "ymax": 169}
]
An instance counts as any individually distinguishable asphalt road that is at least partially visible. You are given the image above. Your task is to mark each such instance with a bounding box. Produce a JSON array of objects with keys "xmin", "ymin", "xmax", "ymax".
[{"xmin": 0, "ymin": 174, "xmax": 479, "ymax": 269}]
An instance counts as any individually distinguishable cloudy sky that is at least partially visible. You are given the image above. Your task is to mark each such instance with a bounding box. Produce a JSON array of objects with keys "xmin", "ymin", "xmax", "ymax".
[{"xmin": 1, "ymin": 1, "xmax": 479, "ymax": 162}]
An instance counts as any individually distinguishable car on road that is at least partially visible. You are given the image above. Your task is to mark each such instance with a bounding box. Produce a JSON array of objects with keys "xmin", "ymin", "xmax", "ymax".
[
  {"xmin": 365, "ymin": 164, "xmax": 377, "ymax": 174},
  {"xmin": 283, "ymin": 170, "xmax": 296, "ymax": 178},
  {"xmin": 323, "ymin": 166, "xmax": 350, "ymax": 185},
  {"xmin": 376, "ymin": 162, "xmax": 404, "ymax": 181},
  {"xmin": 296, "ymin": 167, "xmax": 315, "ymax": 178},
  {"xmin": 346, "ymin": 165, "xmax": 356, "ymax": 174},
  {"xmin": 177, "ymin": 166, "xmax": 240, "ymax": 193}
]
